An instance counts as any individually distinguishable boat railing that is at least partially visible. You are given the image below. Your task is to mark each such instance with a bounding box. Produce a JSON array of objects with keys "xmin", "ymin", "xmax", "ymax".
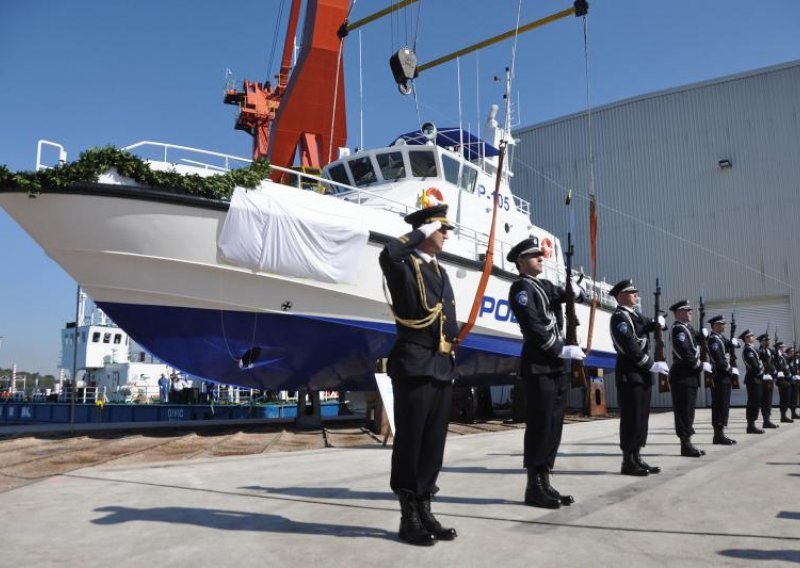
[
  {"xmin": 122, "ymin": 141, "xmax": 254, "ymax": 171},
  {"xmin": 36, "ymin": 140, "xmax": 68, "ymax": 171}
]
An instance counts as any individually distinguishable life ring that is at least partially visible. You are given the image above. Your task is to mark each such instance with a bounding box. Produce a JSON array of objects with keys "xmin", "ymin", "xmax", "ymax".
[
  {"xmin": 540, "ymin": 237, "xmax": 554, "ymax": 259},
  {"xmin": 418, "ymin": 187, "xmax": 444, "ymax": 208}
]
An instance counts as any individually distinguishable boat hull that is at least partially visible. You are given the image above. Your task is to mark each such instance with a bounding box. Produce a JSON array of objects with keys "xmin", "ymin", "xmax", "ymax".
[{"xmin": 0, "ymin": 184, "xmax": 616, "ymax": 389}]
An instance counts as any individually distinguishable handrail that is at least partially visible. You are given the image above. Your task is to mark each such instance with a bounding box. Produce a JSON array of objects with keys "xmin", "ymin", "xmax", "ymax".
[
  {"xmin": 123, "ymin": 140, "xmax": 252, "ymax": 170},
  {"xmin": 36, "ymin": 140, "xmax": 67, "ymax": 172}
]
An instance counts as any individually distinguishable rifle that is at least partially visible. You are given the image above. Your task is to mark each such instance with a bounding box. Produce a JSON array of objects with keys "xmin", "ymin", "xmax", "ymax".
[
  {"xmin": 564, "ymin": 230, "xmax": 587, "ymax": 390},
  {"xmin": 653, "ymin": 278, "xmax": 670, "ymax": 393},
  {"xmin": 698, "ymin": 296, "xmax": 714, "ymax": 389},
  {"xmin": 729, "ymin": 310, "xmax": 740, "ymax": 389}
]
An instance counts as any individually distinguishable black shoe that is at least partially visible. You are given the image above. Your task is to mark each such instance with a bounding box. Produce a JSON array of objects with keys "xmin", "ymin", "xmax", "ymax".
[
  {"xmin": 397, "ymin": 492, "xmax": 435, "ymax": 546},
  {"xmin": 635, "ymin": 451, "xmax": 661, "ymax": 473},
  {"xmin": 792, "ymin": 411, "xmax": 800, "ymax": 419},
  {"xmin": 763, "ymin": 421, "xmax": 779, "ymax": 429},
  {"xmin": 621, "ymin": 452, "xmax": 648, "ymax": 476},
  {"xmin": 524, "ymin": 470, "xmax": 560, "ymax": 509},
  {"xmin": 780, "ymin": 415, "xmax": 794, "ymax": 423},
  {"xmin": 541, "ymin": 470, "xmax": 574, "ymax": 506},
  {"xmin": 747, "ymin": 423, "xmax": 765, "ymax": 434},
  {"xmin": 417, "ymin": 496, "xmax": 457, "ymax": 541},
  {"xmin": 680, "ymin": 439, "xmax": 703, "ymax": 457}
]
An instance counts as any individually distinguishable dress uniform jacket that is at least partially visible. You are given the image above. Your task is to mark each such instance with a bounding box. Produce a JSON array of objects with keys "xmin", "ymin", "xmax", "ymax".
[
  {"xmin": 508, "ymin": 275, "xmax": 566, "ymax": 375},
  {"xmin": 669, "ymin": 321, "xmax": 702, "ymax": 387},
  {"xmin": 774, "ymin": 352, "xmax": 791, "ymax": 387},
  {"xmin": 380, "ymin": 228, "xmax": 458, "ymax": 382},
  {"xmin": 707, "ymin": 332, "xmax": 732, "ymax": 384},
  {"xmin": 759, "ymin": 346, "xmax": 775, "ymax": 376},
  {"xmin": 743, "ymin": 344, "xmax": 764, "ymax": 385},
  {"xmin": 610, "ymin": 306, "xmax": 657, "ymax": 384}
]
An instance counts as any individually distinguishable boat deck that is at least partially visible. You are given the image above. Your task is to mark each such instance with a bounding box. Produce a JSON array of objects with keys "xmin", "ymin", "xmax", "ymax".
[{"xmin": 2, "ymin": 408, "xmax": 798, "ymax": 567}]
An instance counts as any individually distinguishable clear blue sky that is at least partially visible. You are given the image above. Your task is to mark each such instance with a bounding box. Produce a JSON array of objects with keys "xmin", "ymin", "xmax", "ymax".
[{"xmin": 1, "ymin": 0, "xmax": 798, "ymax": 375}]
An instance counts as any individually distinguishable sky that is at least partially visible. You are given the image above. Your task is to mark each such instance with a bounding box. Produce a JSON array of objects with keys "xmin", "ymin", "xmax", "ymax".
[{"xmin": 1, "ymin": 0, "xmax": 799, "ymax": 375}]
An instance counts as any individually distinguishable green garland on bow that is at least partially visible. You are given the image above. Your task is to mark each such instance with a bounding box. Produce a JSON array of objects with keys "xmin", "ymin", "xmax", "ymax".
[{"xmin": 0, "ymin": 146, "xmax": 271, "ymax": 200}]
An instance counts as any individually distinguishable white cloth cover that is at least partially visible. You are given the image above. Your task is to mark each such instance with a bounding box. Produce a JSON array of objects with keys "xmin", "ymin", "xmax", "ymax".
[{"xmin": 218, "ymin": 187, "xmax": 369, "ymax": 283}]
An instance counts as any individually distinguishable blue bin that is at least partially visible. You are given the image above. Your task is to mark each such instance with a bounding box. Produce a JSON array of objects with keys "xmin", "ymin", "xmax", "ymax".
[
  {"xmin": 320, "ymin": 401, "xmax": 339, "ymax": 417},
  {"xmin": 281, "ymin": 404, "xmax": 298, "ymax": 419},
  {"xmin": 261, "ymin": 405, "xmax": 280, "ymax": 419}
]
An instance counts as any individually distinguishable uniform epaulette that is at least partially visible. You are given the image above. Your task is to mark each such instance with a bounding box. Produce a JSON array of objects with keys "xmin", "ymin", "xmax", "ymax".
[{"xmin": 398, "ymin": 235, "xmax": 409, "ymax": 244}]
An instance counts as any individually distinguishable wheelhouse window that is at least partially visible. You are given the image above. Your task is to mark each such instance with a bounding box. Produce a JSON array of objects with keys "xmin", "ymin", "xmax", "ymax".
[
  {"xmin": 441, "ymin": 154, "xmax": 461, "ymax": 186},
  {"xmin": 103, "ymin": 333, "xmax": 111, "ymax": 344},
  {"xmin": 376, "ymin": 151, "xmax": 406, "ymax": 181},
  {"xmin": 325, "ymin": 163, "xmax": 351, "ymax": 191},
  {"xmin": 408, "ymin": 149, "xmax": 438, "ymax": 178},
  {"xmin": 92, "ymin": 332, "xmax": 101, "ymax": 343},
  {"xmin": 460, "ymin": 165, "xmax": 478, "ymax": 193},
  {"xmin": 113, "ymin": 334, "xmax": 122, "ymax": 344},
  {"xmin": 348, "ymin": 156, "xmax": 377, "ymax": 186}
]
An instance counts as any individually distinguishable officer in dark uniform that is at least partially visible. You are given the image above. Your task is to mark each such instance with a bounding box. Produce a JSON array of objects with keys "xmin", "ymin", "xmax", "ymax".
[
  {"xmin": 791, "ymin": 349, "xmax": 800, "ymax": 419},
  {"xmin": 379, "ymin": 203, "xmax": 458, "ymax": 546},
  {"xmin": 668, "ymin": 300, "xmax": 706, "ymax": 457},
  {"xmin": 740, "ymin": 329, "xmax": 765, "ymax": 434},
  {"xmin": 757, "ymin": 334, "xmax": 779, "ymax": 429},
  {"xmin": 707, "ymin": 315, "xmax": 738, "ymax": 444},
  {"xmin": 507, "ymin": 237, "xmax": 585, "ymax": 509},
  {"xmin": 609, "ymin": 279, "xmax": 669, "ymax": 476},
  {"xmin": 774, "ymin": 342, "xmax": 794, "ymax": 423}
]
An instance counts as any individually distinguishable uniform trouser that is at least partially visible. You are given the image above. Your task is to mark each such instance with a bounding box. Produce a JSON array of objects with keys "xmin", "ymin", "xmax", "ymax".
[
  {"xmin": 761, "ymin": 381, "xmax": 775, "ymax": 422},
  {"xmin": 618, "ymin": 379, "xmax": 652, "ymax": 453},
  {"xmin": 745, "ymin": 382, "xmax": 763, "ymax": 423},
  {"xmin": 710, "ymin": 382, "xmax": 732, "ymax": 428},
  {"xmin": 390, "ymin": 376, "xmax": 453, "ymax": 498},
  {"xmin": 777, "ymin": 380, "xmax": 791, "ymax": 415},
  {"xmin": 670, "ymin": 383, "xmax": 698, "ymax": 440},
  {"xmin": 523, "ymin": 370, "xmax": 569, "ymax": 470},
  {"xmin": 791, "ymin": 382, "xmax": 799, "ymax": 411}
]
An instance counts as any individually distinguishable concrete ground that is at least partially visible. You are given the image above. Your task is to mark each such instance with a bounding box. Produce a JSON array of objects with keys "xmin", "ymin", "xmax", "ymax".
[{"xmin": 1, "ymin": 408, "xmax": 798, "ymax": 568}]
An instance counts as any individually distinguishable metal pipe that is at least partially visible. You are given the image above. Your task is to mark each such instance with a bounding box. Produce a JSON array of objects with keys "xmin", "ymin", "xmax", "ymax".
[{"xmin": 345, "ymin": 0, "xmax": 420, "ymax": 33}]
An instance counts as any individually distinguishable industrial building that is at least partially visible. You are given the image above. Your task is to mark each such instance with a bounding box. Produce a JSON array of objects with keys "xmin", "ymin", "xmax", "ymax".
[{"xmin": 512, "ymin": 60, "xmax": 800, "ymax": 407}]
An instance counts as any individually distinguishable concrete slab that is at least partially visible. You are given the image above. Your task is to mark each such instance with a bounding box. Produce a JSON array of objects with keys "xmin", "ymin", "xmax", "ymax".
[{"xmin": 2, "ymin": 408, "xmax": 798, "ymax": 567}]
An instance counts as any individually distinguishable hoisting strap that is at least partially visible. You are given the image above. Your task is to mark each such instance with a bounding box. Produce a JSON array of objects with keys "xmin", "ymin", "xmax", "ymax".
[{"xmin": 457, "ymin": 141, "xmax": 507, "ymax": 344}]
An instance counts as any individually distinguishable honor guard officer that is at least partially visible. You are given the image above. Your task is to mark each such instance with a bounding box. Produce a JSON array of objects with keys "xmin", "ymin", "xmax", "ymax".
[
  {"xmin": 609, "ymin": 279, "xmax": 669, "ymax": 476},
  {"xmin": 757, "ymin": 334, "xmax": 779, "ymax": 429},
  {"xmin": 707, "ymin": 315, "xmax": 738, "ymax": 445},
  {"xmin": 791, "ymin": 350, "xmax": 800, "ymax": 420},
  {"xmin": 774, "ymin": 342, "xmax": 794, "ymax": 423},
  {"xmin": 740, "ymin": 330, "xmax": 765, "ymax": 434},
  {"xmin": 668, "ymin": 300, "xmax": 706, "ymax": 457},
  {"xmin": 379, "ymin": 203, "xmax": 458, "ymax": 546},
  {"xmin": 507, "ymin": 237, "xmax": 585, "ymax": 509}
]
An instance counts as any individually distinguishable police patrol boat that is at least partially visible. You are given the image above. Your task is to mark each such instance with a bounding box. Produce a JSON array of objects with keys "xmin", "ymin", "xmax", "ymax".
[{"xmin": 0, "ymin": 0, "xmax": 615, "ymax": 391}]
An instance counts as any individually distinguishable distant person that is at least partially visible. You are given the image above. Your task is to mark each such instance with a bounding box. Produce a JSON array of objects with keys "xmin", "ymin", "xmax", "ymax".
[
  {"xmin": 158, "ymin": 373, "xmax": 170, "ymax": 403},
  {"xmin": 774, "ymin": 343, "xmax": 793, "ymax": 423},
  {"xmin": 171, "ymin": 374, "xmax": 184, "ymax": 404},
  {"xmin": 757, "ymin": 334, "xmax": 779, "ymax": 429},
  {"xmin": 741, "ymin": 330, "xmax": 765, "ymax": 434},
  {"xmin": 707, "ymin": 315, "xmax": 738, "ymax": 445}
]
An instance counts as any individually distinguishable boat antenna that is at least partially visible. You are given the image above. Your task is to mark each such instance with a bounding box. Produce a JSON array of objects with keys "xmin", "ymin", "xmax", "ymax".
[
  {"xmin": 457, "ymin": 56, "xmax": 464, "ymax": 157},
  {"xmin": 359, "ymin": 30, "xmax": 364, "ymax": 151}
]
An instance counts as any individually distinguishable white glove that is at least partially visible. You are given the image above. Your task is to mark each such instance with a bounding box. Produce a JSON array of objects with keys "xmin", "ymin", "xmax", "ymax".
[
  {"xmin": 418, "ymin": 220, "xmax": 442, "ymax": 237},
  {"xmin": 731, "ymin": 368, "xmax": 740, "ymax": 376},
  {"xmin": 656, "ymin": 315, "xmax": 666, "ymax": 329},
  {"xmin": 793, "ymin": 375, "xmax": 800, "ymax": 381},
  {"xmin": 559, "ymin": 345, "xmax": 586, "ymax": 360},
  {"xmin": 777, "ymin": 372, "xmax": 785, "ymax": 378},
  {"xmin": 651, "ymin": 361, "xmax": 670, "ymax": 374},
  {"xmin": 703, "ymin": 362, "xmax": 713, "ymax": 373},
  {"xmin": 702, "ymin": 328, "xmax": 709, "ymax": 338},
  {"xmin": 731, "ymin": 338, "xmax": 740, "ymax": 348},
  {"xmin": 763, "ymin": 374, "xmax": 773, "ymax": 381}
]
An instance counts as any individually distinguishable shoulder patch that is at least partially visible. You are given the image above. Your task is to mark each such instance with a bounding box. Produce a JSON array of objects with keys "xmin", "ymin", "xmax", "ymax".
[
  {"xmin": 677, "ymin": 332, "xmax": 686, "ymax": 342},
  {"xmin": 515, "ymin": 290, "xmax": 528, "ymax": 306},
  {"xmin": 710, "ymin": 342, "xmax": 719, "ymax": 351},
  {"xmin": 616, "ymin": 322, "xmax": 629, "ymax": 335}
]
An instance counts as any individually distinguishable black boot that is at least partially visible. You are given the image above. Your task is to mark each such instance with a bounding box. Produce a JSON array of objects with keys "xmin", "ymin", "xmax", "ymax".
[
  {"xmin": 541, "ymin": 469, "xmax": 574, "ymax": 506},
  {"xmin": 524, "ymin": 469, "xmax": 560, "ymax": 509},
  {"xmin": 634, "ymin": 451, "xmax": 661, "ymax": 473},
  {"xmin": 792, "ymin": 410, "xmax": 800, "ymax": 419},
  {"xmin": 680, "ymin": 437, "xmax": 703, "ymax": 457},
  {"xmin": 713, "ymin": 427, "xmax": 736, "ymax": 445},
  {"xmin": 397, "ymin": 492, "xmax": 435, "ymax": 546},
  {"xmin": 621, "ymin": 452, "xmax": 648, "ymax": 476},
  {"xmin": 417, "ymin": 495, "xmax": 457, "ymax": 541},
  {"xmin": 780, "ymin": 412, "xmax": 794, "ymax": 423},
  {"xmin": 763, "ymin": 420, "xmax": 779, "ymax": 429},
  {"xmin": 746, "ymin": 422, "xmax": 764, "ymax": 434}
]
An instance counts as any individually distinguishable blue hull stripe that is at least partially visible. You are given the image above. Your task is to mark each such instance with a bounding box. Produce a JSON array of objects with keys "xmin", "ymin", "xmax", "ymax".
[{"xmin": 97, "ymin": 302, "xmax": 616, "ymax": 390}]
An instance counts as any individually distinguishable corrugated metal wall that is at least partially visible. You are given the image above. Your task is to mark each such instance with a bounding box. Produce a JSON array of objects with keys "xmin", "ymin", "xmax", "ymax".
[{"xmin": 513, "ymin": 61, "xmax": 800, "ymax": 407}]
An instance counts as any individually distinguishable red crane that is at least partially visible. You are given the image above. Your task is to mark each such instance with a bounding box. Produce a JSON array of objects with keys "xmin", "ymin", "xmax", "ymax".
[{"xmin": 224, "ymin": 0, "xmax": 349, "ymax": 172}]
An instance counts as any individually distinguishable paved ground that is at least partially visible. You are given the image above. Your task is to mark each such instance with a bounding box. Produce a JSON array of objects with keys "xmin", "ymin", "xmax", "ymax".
[{"xmin": 1, "ymin": 408, "xmax": 798, "ymax": 567}]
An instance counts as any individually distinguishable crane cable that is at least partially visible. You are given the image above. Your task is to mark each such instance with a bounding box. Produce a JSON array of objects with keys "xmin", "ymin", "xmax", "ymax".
[{"xmin": 582, "ymin": 12, "xmax": 599, "ymax": 356}]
